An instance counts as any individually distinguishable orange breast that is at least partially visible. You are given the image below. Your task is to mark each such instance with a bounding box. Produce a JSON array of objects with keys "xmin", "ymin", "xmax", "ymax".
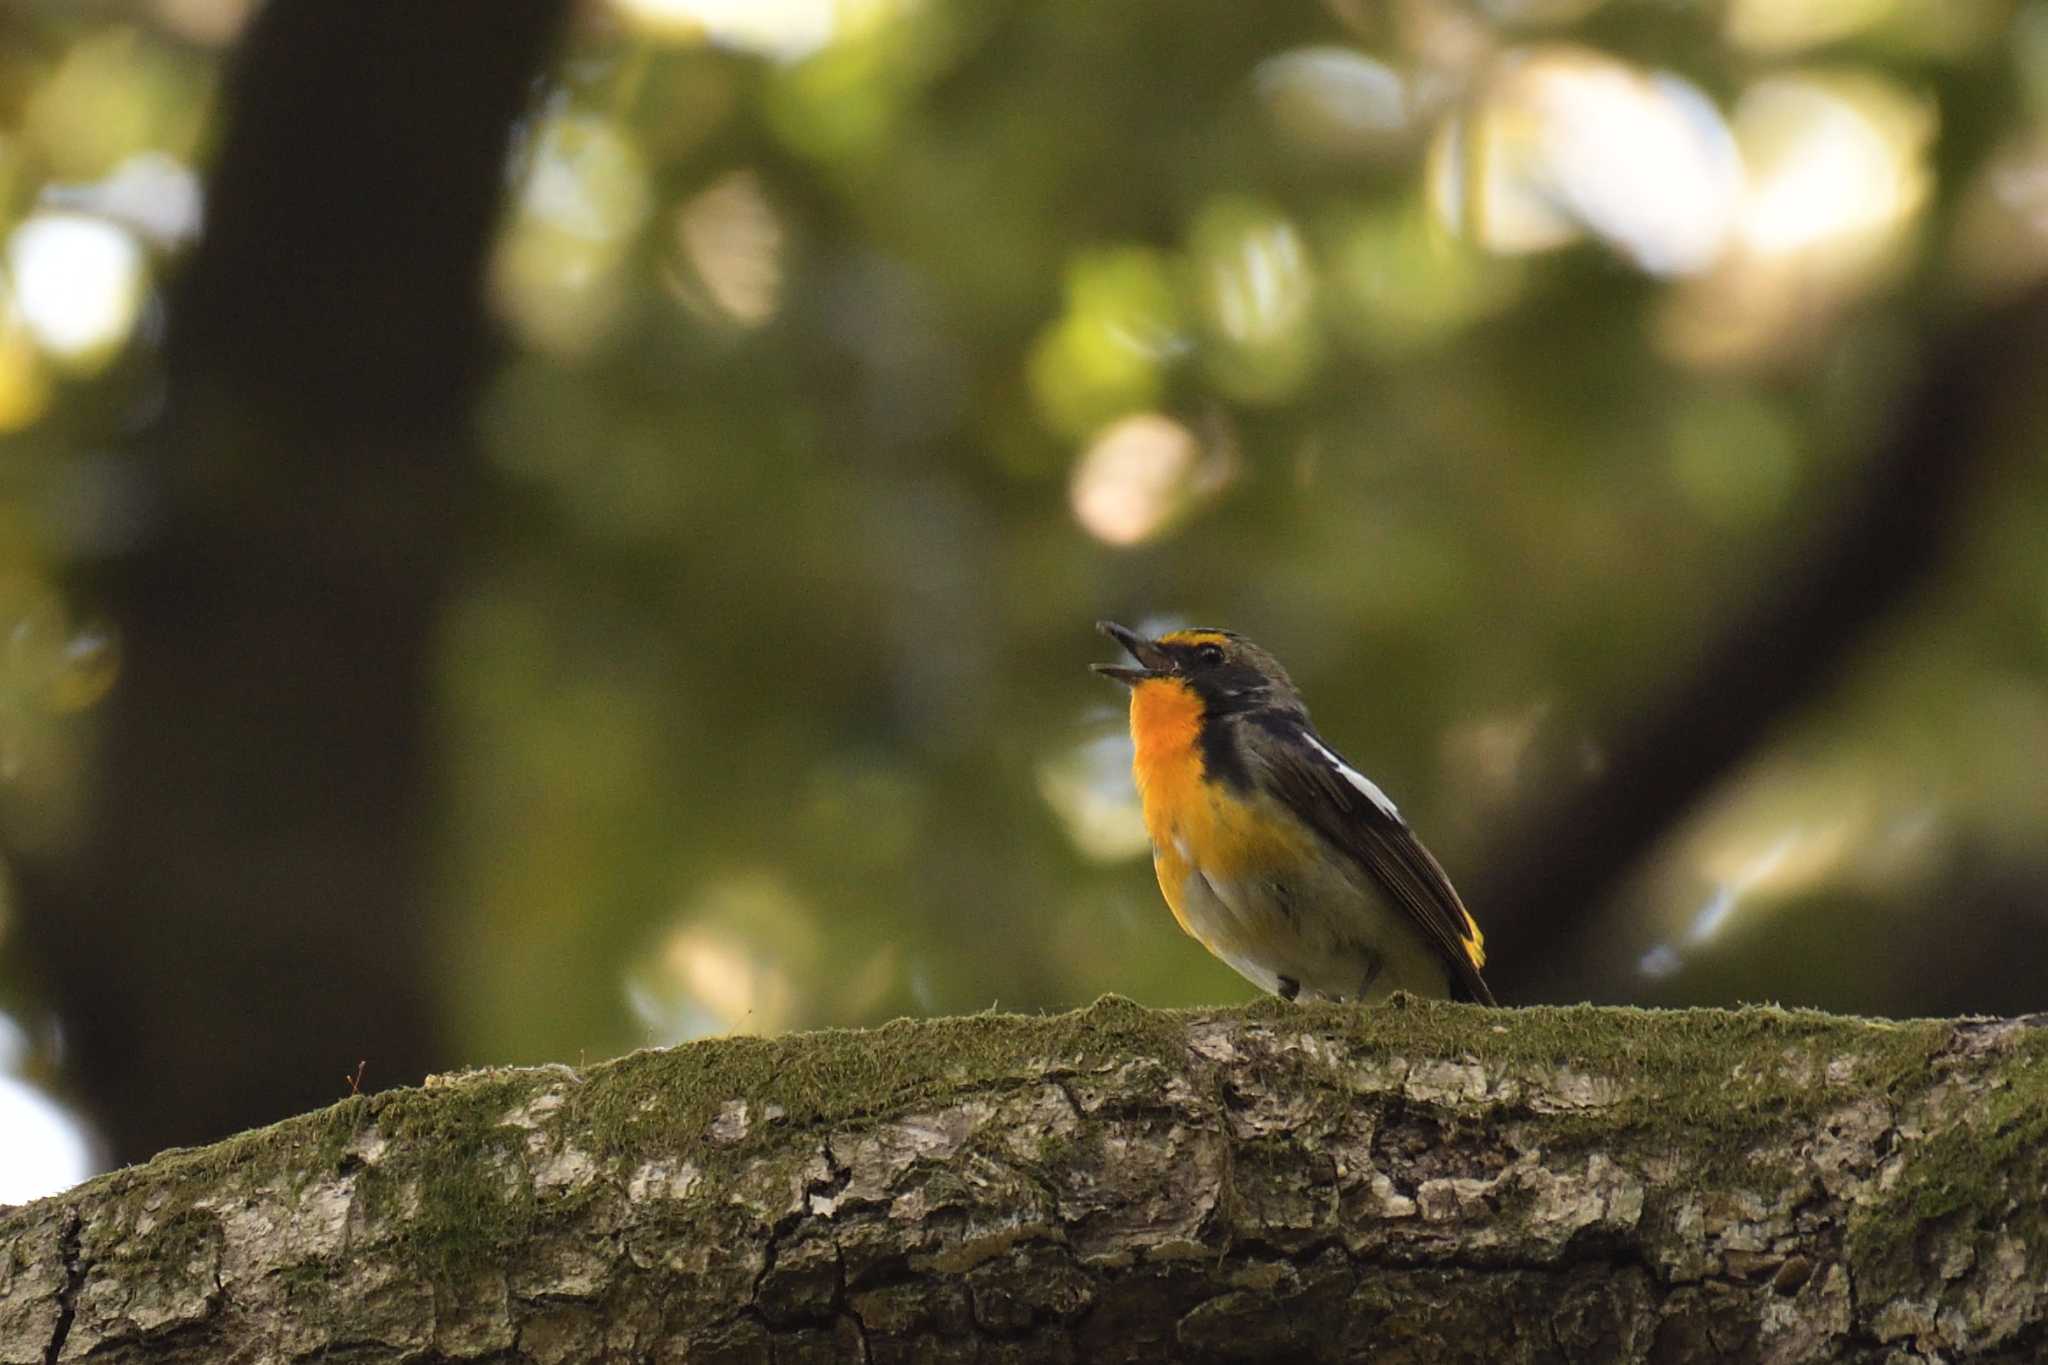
[
  {"xmin": 1127, "ymin": 678, "xmax": 1309, "ymax": 946},
  {"xmin": 1129, "ymin": 677, "xmax": 1207, "ymax": 827},
  {"xmin": 1128, "ymin": 678, "xmax": 1207, "ymax": 938}
]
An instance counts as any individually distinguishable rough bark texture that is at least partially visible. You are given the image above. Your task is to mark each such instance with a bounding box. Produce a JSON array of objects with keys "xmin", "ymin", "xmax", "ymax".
[{"xmin": 4, "ymin": 998, "xmax": 2047, "ymax": 1364}]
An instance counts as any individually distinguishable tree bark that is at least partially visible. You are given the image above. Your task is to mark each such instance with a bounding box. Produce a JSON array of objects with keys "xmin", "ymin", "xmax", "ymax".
[{"xmin": 4, "ymin": 998, "xmax": 2047, "ymax": 1364}]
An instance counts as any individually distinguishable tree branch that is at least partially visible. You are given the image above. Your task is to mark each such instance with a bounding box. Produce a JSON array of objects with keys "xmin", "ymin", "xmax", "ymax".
[
  {"xmin": 1478, "ymin": 286, "xmax": 2048, "ymax": 999},
  {"xmin": 5, "ymin": 998, "xmax": 2047, "ymax": 1362}
]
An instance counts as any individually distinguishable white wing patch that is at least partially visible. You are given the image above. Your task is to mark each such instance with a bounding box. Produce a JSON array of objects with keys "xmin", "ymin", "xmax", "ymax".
[{"xmin": 1304, "ymin": 735, "xmax": 1401, "ymax": 821}]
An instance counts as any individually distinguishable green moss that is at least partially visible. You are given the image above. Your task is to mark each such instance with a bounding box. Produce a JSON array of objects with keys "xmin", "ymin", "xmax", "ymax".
[
  {"xmin": 137, "ymin": 1206, "xmax": 223, "ymax": 1278},
  {"xmin": 362, "ymin": 1073, "xmax": 544, "ymax": 1278},
  {"xmin": 311, "ymin": 1093, "xmax": 373, "ymax": 1172},
  {"xmin": 275, "ymin": 1253, "xmax": 345, "ymax": 1292},
  {"xmin": 558, "ymin": 991, "xmax": 1191, "ymax": 1172},
  {"xmin": 1842, "ymin": 1025, "xmax": 2048, "ymax": 1296},
  {"xmin": 1030, "ymin": 1125, "xmax": 1082, "ymax": 1172}
]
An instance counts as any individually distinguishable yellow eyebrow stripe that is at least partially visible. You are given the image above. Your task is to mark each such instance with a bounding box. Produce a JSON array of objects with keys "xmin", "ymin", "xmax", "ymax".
[{"xmin": 1160, "ymin": 630, "xmax": 1231, "ymax": 648}]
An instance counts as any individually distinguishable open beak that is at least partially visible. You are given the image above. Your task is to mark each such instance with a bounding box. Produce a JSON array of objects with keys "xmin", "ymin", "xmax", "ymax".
[{"xmin": 1092, "ymin": 620, "xmax": 1171, "ymax": 687}]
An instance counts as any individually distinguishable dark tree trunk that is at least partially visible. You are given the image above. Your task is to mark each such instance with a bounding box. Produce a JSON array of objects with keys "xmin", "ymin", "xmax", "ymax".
[{"xmin": 9, "ymin": 1, "xmax": 569, "ymax": 1163}]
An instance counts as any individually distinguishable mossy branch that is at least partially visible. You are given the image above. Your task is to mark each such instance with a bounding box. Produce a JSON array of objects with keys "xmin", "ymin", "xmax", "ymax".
[{"xmin": 4, "ymin": 999, "xmax": 2047, "ymax": 1363}]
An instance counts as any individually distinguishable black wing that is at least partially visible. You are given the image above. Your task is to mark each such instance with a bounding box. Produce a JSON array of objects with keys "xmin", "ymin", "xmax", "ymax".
[{"xmin": 1246, "ymin": 715, "xmax": 1496, "ymax": 1005}]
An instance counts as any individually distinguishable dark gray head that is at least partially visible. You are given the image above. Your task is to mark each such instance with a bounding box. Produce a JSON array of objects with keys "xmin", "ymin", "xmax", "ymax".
[{"xmin": 1092, "ymin": 621, "xmax": 1307, "ymax": 717}]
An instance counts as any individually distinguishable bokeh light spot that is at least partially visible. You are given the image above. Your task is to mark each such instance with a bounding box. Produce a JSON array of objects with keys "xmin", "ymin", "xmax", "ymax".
[
  {"xmin": 625, "ymin": 873, "xmax": 818, "ymax": 1041},
  {"xmin": 24, "ymin": 28, "xmax": 176, "ymax": 179},
  {"xmin": 1733, "ymin": 74, "xmax": 1932, "ymax": 259},
  {"xmin": 1028, "ymin": 246, "xmax": 1184, "ymax": 438},
  {"xmin": 45, "ymin": 623, "xmax": 121, "ymax": 715},
  {"xmin": 493, "ymin": 112, "xmax": 652, "ymax": 354},
  {"xmin": 1430, "ymin": 49, "xmax": 1740, "ymax": 276},
  {"xmin": 7, "ymin": 213, "xmax": 148, "ymax": 370},
  {"xmin": 0, "ymin": 299, "xmax": 52, "ymax": 434},
  {"xmin": 150, "ymin": 0, "xmax": 258, "ymax": 47},
  {"xmin": 0, "ymin": 578, "xmax": 119, "ymax": 720},
  {"xmin": 1725, "ymin": 0, "xmax": 1893, "ymax": 54},
  {"xmin": 40, "ymin": 151, "xmax": 204, "ymax": 250},
  {"xmin": 610, "ymin": 0, "xmax": 841, "ymax": 59},
  {"xmin": 519, "ymin": 112, "xmax": 651, "ymax": 243},
  {"xmin": 0, "ymin": 1072, "xmax": 92, "ymax": 1203},
  {"xmin": 1658, "ymin": 71, "xmax": 1932, "ymax": 367},
  {"xmin": 1254, "ymin": 48, "xmax": 1413, "ymax": 161},
  {"xmin": 1952, "ymin": 134, "xmax": 2048, "ymax": 294},
  {"xmin": 1069, "ymin": 413, "xmax": 1234, "ymax": 547},
  {"xmin": 1038, "ymin": 729, "xmax": 1149, "ymax": 863},
  {"xmin": 1327, "ymin": 201, "xmax": 1522, "ymax": 355},
  {"xmin": 1191, "ymin": 199, "xmax": 1320, "ymax": 400},
  {"xmin": 0, "ymin": 1012, "xmax": 93, "ymax": 1203},
  {"xmin": 669, "ymin": 170, "xmax": 786, "ymax": 328}
]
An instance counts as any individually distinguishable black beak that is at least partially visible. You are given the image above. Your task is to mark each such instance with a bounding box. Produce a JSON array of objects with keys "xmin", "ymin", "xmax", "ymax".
[{"xmin": 1092, "ymin": 620, "xmax": 1170, "ymax": 687}]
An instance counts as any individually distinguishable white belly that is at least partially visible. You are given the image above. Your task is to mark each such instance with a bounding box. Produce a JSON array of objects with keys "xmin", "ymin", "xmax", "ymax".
[{"xmin": 1171, "ymin": 856, "xmax": 1452, "ymax": 1003}]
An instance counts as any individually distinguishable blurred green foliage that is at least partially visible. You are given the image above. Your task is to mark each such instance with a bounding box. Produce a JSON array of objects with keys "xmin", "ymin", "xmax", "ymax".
[{"xmin": 4, "ymin": 0, "xmax": 2048, "ymax": 1134}]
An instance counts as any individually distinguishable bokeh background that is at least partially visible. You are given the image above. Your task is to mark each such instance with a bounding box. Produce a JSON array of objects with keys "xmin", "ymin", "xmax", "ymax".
[{"xmin": 4, "ymin": 0, "xmax": 2048, "ymax": 1201}]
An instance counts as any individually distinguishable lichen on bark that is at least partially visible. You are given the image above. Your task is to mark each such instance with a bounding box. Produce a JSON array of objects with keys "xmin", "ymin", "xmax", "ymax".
[{"xmin": 4, "ymin": 998, "xmax": 2048, "ymax": 1363}]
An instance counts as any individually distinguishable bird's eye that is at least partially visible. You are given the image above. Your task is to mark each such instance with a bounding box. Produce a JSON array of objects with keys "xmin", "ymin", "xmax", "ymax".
[{"xmin": 1193, "ymin": 643, "xmax": 1225, "ymax": 667}]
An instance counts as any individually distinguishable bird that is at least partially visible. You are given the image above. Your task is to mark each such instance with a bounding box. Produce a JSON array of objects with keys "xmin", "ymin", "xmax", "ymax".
[{"xmin": 1093, "ymin": 621, "xmax": 1495, "ymax": 1005}]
